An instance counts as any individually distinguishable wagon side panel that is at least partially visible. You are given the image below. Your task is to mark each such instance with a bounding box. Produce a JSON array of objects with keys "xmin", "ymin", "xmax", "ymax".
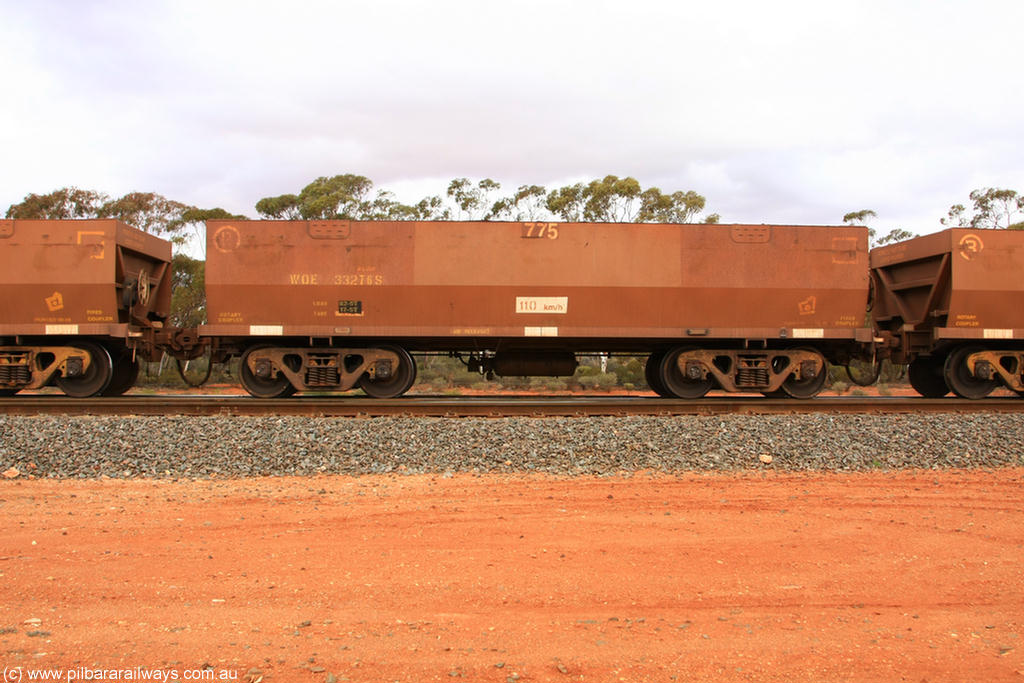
[{"xmin": 204, "ymin": 220, "xmax": 869, "ymax": 346}]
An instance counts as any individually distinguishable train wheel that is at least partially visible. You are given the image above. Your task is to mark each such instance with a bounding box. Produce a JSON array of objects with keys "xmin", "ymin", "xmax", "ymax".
[
  {"xmin": 780, "ymin": 348, "xmax": 828, "ymax": 399},
  {"xmin": 359, "ymin": 346, "xmax": 416, "ymax": 398},
  {"xmin": 101, "ymin": 350, "xmax": 140, "ymax": 397},
  {"xmin": 645, "ymin": 351, "xmax": 671, "ymax": 397},
  {"xmin": 944, "ymin": 346, "xmax": 998, "ymax": 399},
  {"xmin": 659, "ymin": 347, "xmax": 713, "ymax": 399},
  {"xmin": 239, "ymin": 346, "xmax": 296, "ymax": 399},
  {"xmin": 907, "ymin": 356, "xmax": 949, "ymax": 398},
  {"xmin": 56, "ymin": 341, "xmax": 113, "ymax": 398}
]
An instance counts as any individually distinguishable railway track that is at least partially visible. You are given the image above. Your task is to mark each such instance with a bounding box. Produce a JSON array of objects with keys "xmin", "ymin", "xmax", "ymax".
[{"xmin": 1, "ymin": 394, "xmax": 1022, "ymax": 417}]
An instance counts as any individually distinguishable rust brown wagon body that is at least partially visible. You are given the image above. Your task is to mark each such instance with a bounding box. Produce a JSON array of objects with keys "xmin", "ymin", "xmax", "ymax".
[
  {"xmin": 203, "ymin": 220, "xmax": 872, "ymax": 398},
  {"xmin": 871, "ymin": 227, "xmax": 1024, "ymax": 398},
  {"xmin": 0, "ymin": 219, "xmax": 172, "ymax": 396}
]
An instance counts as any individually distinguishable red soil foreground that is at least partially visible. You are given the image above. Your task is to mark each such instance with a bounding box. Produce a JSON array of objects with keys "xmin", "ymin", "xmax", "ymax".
[{"xmin": 2, "ymin": 470, "xmax": 1023, "ymax": 682}]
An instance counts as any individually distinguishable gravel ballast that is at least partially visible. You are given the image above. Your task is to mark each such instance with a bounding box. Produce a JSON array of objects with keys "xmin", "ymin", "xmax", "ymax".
[{"xmin": 2, "ymin": 414, "xmax": 1023, "ymax": 478}]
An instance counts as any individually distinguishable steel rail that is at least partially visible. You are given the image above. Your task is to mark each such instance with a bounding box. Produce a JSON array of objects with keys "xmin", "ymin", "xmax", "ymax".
[{"xmin": 0, "ymin": 395, "xmax": 1022, "ymax": 417}]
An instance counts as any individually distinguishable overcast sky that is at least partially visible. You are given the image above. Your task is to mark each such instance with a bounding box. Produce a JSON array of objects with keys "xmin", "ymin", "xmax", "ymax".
[{"xmin": 2, "ymin": 0, "xmax": 1022, "ymax": 234}]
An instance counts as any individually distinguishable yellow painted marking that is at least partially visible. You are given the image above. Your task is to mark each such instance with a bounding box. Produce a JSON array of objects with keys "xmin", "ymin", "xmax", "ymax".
[
  {"xmin": 76, "ymin": 231, "xmax": 106, "ymax": 259},
  {"xmin": 955, "ymin": 314, "xmax": 980, "ymax": 328},
  {"xmin": 333, "ymin": 273, "xmax": 384, "ymax": 285},
  {"xmin": 45, "ymin": 291, "xmax": 64, "ymax": 312},
  {"xmin": 212, "ymin": 225, "xmax": 241, "ymax": 252},
  {"xmin": 522, "ymin": 222, "xmax": 560, "ymax": 239},
  {"xmin": 797, "ymin": 296, "xmax": 817, "ymax": 316},
  {"xmin": 958, "ymin": 233, "xmax": 984, "ymax": 260}
]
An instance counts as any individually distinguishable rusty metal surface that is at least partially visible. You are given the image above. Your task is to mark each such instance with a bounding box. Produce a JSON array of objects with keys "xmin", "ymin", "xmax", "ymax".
[
  {"xmin": 203, "ymin": 220, "xmax": 870, "ymax": 348},
  {"xmin": 678, "ymin": 347, "xmax": 825, "ymax": 393},
  {"xmin": 871, "ymin": 228, "xmax": 1024, "ymax": 341},
  {"xmin": 1, "ymin": 395, "xmax": 1021, "ymax": 417},
  {"xmin": 0, "ymin": 344, "xmax": 100, "ymax": 389},
  {"xmin": 0, "ymin": 220, "xmax": 172, "ymax": 338},
  {"xmin": 242, "ymin": 346, "xmax": 402, "ymax": 393},
  {"xmin": 966, "ymin": 349, "xmax": 1024, "ymax": 392}
]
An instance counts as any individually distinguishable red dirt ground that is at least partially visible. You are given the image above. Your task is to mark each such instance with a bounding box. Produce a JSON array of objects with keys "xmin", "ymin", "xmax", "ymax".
[{"xmin": 2, "ymin": 470, "xmax": 1023, "ymax": 682}]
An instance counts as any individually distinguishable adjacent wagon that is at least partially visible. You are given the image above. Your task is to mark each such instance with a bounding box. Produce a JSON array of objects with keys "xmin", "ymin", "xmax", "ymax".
[
  {"xmin": 871, "ymin": 227, "xmax": 1024, "ymax": 398},
  {"xmin": 0, "ymin": 219, "xmax": 172, "ymax": 396}
]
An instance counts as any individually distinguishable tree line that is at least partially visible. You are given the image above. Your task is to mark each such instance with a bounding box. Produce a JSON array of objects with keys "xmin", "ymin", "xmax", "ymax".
[
  {"xmin": 3, "ymin": 187, "xmax": 244, "ymax": 247},
  {"xmin": 253, "ymin": 173, "xmax": 720, "ymax": 224},
  {"xmin": 845, "ymin": 187, "xmax": 1024, "ymax": 247},
  {"xmin": 8, "ymin": 175, "xmax": 1022, "ymax": 243}
]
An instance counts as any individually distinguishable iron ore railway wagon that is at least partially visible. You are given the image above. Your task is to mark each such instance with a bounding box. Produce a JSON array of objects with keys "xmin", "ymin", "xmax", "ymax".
[
  {"xmin": 200, "ymin": 220, "xmax": 873, "ymax": 399},
  {"xmin": 871, "ymin": 227, "xmax": 1024, "ymax": 399}
]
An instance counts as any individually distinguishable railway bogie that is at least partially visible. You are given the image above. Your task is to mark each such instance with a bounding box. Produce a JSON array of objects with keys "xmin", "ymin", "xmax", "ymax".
[
  {"xmin": 236, "ymin": 343, "xmax": 416, "ymax": 398},
  {"xmin": 939, "ymin": 344, "xmax": 1024, "ymax": 399},
  {"xmin": 649, "ymin": 345, "xmax": 831, "ymax": 398},
  {"xmin": 0, "ymin": 338, "xmax": 148, "ymax": 397},
  {"xmin": 1, "ymin": 342, "xmax": 102, "ymax": 393}
]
